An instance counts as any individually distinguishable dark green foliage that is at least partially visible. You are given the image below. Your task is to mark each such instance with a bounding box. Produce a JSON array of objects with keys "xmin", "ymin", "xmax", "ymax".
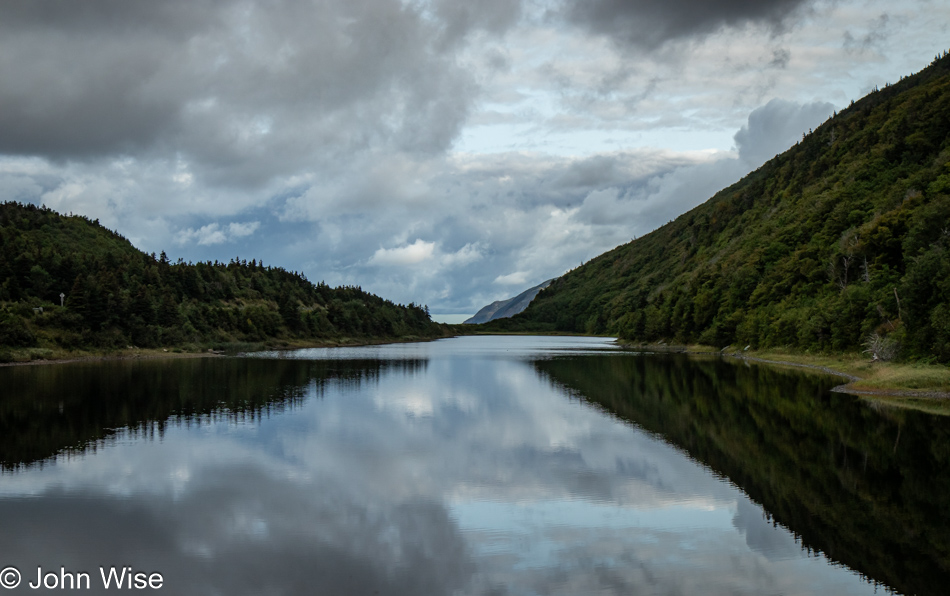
[
  {"xmin": 535, "ymin": 354, "xmax": 950, "ymax": 596},
  {"xmin": 0, "ymin": 202, "xmax": 443, "ymax": 349},
  {"xmin": 0, "ymin": 357, "xmax": 425, "ymax": 469},
  {"xmin": 0, "ymin": 310, "xmax": 36, "ymax": 347},
  {"xmin": 492, "ymin": 53, "xmax": 950, "ymax": 361}
]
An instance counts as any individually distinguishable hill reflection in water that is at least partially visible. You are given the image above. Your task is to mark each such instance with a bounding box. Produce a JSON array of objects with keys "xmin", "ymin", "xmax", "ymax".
[
  {"xmin": 535, "ymin": 353, "xmax": 950, "ymax": 596},
  {"xmin": 1, "ymin": 337, "xmax": 942, "ymax": 595}
]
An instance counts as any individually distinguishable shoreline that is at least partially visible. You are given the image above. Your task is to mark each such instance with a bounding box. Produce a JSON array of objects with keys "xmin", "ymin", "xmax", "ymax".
[
  {"xmin": 618, "ymin": 342, "xmax": 950, "ymax": 400},
  {"xmin": 0, "ymin": 350, "xmax": 222, "ymax": 368},
  {"xmin": 0, "ymin": 334, "xmax": 451, "ymax": 368},
  {"xmin": 727, "ymin": 354, "xmax": 950, "ymax": 399},
  {"xmin": 5, "ymin": 335, "xmax": 948, "ymax": 402}
]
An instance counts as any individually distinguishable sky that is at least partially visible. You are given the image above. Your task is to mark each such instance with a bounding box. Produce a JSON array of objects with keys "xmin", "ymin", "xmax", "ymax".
[{"xmin": 1, "ymin": 0, "xmax": 948, "ymax": 319}]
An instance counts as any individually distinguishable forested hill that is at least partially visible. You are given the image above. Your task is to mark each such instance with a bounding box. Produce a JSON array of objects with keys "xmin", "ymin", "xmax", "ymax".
[
  {"xmin": 0, "ymin": 202, "xmax": 443, "ymax": 354},
  {"xmin": 489, "ymin": 51, "xmax": 950, "ymax": 362}
]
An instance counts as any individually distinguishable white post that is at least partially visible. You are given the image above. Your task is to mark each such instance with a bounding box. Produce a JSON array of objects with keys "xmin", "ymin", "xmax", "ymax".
[{"xmin": 60, "ymin": 292, "xmax": 65, "ymax": 307}]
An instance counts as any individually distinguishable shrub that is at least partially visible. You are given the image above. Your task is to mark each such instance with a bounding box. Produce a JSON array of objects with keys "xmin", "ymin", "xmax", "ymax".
[
  {"xmin": 0, "ymin": 313, "xmax": 36, "ymax": 347},
  {"xmin": 863, "ymin": 332, "xmax": 899, "ymax": 361}
]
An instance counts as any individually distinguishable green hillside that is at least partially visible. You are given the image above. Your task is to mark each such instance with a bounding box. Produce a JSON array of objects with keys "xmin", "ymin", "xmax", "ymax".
[
  {"xmin": 0, "ymin": 202, "xmax": 444, "ymax": 357},
  {"xmin": 492, "ymin": 52, "xmax": 950, "ymax": 362}
]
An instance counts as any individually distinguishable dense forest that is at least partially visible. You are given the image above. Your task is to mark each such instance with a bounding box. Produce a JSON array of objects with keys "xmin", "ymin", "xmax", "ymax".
[
  {"xmin": 489, "ymin": 52, "xmax": 950, "ymax": 362},
  {"xmin": 0, "ymin": 202, "xmax": 444, "ymax": 356}
]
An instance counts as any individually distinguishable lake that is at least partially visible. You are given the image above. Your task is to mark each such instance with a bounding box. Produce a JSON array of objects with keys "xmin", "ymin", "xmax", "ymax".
[{"xmin": 1, "ymin": 335, "xmax": 948, "ymax": 595}]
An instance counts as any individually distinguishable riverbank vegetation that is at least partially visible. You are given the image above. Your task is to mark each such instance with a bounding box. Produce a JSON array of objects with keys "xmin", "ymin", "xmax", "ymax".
[
  {"xmin": 486, "ymin": 52, "xmax": 950, "ymax": 367},
  {"xmin": 0, "ymin": 202, "xmax": 447, "ymax": 361},
  {"xmin": 612, "ymin": 341, "xmax": 949, "ymax": 393},
  {"xmin": 740, "ymin": 348, "xmax": 950, "ymax": 392}
]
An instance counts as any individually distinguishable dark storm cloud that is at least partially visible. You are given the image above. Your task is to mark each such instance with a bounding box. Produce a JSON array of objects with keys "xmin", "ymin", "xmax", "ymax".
[
  {"xmin": 0, "ymin": 0, "xmax": 225, "ymax": 34},
  {"xmin": 562, "ymin": 0, "xmax": 813, "ymax": 49},
  {"xmin": 0, "ymin": 0, "xmax": 487, "ymax": 186},
  {"xmin": 0, "ymin": 0, "xmax": 229, "ymax": 157}
]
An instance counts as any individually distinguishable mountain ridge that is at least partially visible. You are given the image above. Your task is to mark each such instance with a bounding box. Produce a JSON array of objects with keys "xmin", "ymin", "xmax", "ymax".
[{"xmin": 464, "ymin": 279, "xmax": 554, "ymax": 324}]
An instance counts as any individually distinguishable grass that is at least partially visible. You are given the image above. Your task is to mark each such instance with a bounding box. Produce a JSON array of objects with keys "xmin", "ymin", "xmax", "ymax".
[
  {"xmin": 850, "ymin": 363, "xmax": 950, "ymax": 391},
  {"xmin": 0, "ymin": 333, "xmax": 447, "ymax": 366},
  {"xmin": 614, "ymin": 342, "xmax": 950, "ymax": 404},
  {"xmin": 740, "ymin": 348, "xmax": 950, "ymax": 392}
]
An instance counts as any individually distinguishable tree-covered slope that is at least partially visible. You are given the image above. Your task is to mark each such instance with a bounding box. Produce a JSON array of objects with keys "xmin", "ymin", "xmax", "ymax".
[
  {"xmin": 0, "ymin": 202, "xmax": 443, "ymax": 353},
  {"xmin": 494, "ymin": 52, "xmax": 950, "ymax": 361}
]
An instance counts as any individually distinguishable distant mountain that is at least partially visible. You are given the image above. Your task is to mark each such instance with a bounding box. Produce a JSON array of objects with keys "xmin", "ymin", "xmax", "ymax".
[
  {"xmin": 486, "ymin": 52, "xmax": 950, "ymax": 362},
  {"xmin": 0, "ymin": 202, "xmax": 445, "ymax": 354},
  {"xmin": 464, "ymin": 279, "xmax": 554, "ymax": 324}
]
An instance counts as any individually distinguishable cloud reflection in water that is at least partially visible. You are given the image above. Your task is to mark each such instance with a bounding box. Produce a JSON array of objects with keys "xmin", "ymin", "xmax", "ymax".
[{"xmin": 0, "ymin": 337, "xmax": 878, "ymax": 595}]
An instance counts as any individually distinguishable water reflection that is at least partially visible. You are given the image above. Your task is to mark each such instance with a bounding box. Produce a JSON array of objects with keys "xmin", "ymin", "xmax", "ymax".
[
  {"xmin": 535, "ymin": 353, "xmax": 950, "ymax": 596},
  {"xmin": 0, "ymin": 336, "xmax": 942, "ymax": 595},
  {"xmin": 0, "ymin": 357, "xmax": 426, "ymax": 469}
]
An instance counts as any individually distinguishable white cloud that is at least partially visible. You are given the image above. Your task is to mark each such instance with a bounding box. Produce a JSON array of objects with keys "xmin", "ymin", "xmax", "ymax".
[
  {"xmin": 441, "ymin": 242, "xmax": 485, "ymax": 267},
  {"xmin": 177, "ymin": 224, "xmax": 227, "ymax": 246},
  {"xmin": 368, "ymin": 239, "xmax": 437, "ymax": 266},
  {"xmin": 177, "ymin": 221, "xmax": 261, "ymax": 246},
  {"xmin": 494, "ymin": 271, "xmax": 529, "ymax": 286},
  {"xmin": 228, "ymin": 221, "xmax": 261, "ymax": 238}
]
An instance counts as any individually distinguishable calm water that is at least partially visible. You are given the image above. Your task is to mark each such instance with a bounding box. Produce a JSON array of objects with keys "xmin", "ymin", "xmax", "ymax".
[{"xmin": 1, "ymin": 336, "xmax": 948, "ymax": 595}]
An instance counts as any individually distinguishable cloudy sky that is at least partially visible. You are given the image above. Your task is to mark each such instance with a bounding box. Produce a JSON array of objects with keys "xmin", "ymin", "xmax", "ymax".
[{"xmin": 1, "ymin": 0, "xmax": 947, "ymax": 319}]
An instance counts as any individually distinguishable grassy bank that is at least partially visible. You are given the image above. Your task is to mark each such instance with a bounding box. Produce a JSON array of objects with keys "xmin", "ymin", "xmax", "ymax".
[
  {"xmin": 617, "ymin": 341, "xmax": 950, "ymax": 402},
  {"xmin": 0, "ymin": 333, "xmax": 449, "ymax": 366},
  {"xmin": 449, "ymin": 332, "xmax": 950, "ymax": 397},
  {"xmin": 738, "ymin": 349, "xmax": 950, "ymax": 392}
]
